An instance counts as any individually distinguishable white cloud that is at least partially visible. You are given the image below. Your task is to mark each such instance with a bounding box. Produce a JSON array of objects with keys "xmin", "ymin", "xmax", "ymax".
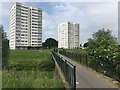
[
  {"xmin": 55, "ymin": 5, "xmax": 64, "ymax": 8},
  {"xmin": 44, "ymin": 2, "xmax": 117, "ymax": 45},
  {"xmin": 42, "ymin": 11, "xmax": 52, "ymax": 29},
  {"xmin": 44, "ymin": 30, "xmax": 57, "ymax": 36},
  {"xmin": 1, "ymin": 2, "xmax": 118, "ymax": 45}
]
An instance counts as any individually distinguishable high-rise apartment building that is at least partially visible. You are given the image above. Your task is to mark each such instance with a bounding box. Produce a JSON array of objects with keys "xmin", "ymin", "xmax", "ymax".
[
  {"xmin": 58, "ymin": 22, "xmax": 79, "ymax": 49},
  {"xmin": 9, "ymin": 2, "xmax": 42, "ymax": 49}
]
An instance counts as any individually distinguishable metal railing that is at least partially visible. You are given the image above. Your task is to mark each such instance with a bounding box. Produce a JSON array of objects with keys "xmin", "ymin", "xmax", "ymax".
[
  {"xmin": 59, "ymin": 51, "xmax": 120, "ymax": 82},
  {"xmin": 52, "ymin": 51, "xmax": 76, "ymax": 88}
]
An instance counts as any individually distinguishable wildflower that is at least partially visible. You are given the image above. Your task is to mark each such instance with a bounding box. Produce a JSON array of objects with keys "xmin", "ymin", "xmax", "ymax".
[
  {"xmin": 106, "ymin": 56, "xmax": 109, "ymax": 58},
  {"xmin": 104, "ymin": 49, "xmax": 107, "ymax": 51},
  {"xmin": 104, "ymin": 71, "xmax": 106, "ymax": 74}
]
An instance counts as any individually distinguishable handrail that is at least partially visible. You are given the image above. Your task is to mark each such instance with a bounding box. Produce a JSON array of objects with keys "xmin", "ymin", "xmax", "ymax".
[{"xmin": 52, "ymin": 51, "xmax": 76, "ymax": 89}]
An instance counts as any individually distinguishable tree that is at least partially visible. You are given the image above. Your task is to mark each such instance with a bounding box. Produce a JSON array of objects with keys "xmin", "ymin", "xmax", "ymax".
[
  {"xmin": 87, "ymin": 28, "xmax": 118, "ymax": 56},
  {"xmin": 80, "ymin": 44, "xmax": 82, "ymax": 47},
  {"xmin": 42, "ymin": 38, "xmax": 58, "ymax": 49},
  {"xmin": 83, "ymin": 42, "xmax": 89, "ymax": 47},
  {"xmin": 92, "ymin": 28, "xmax": 117, "ymax": 42},
  {"xmin": 0, "ymin": 25, "xmax": 9, "ymax": 68},
  {"xmin": 86, "ymin": 28, "xmax": 118, "ymax": 76}
]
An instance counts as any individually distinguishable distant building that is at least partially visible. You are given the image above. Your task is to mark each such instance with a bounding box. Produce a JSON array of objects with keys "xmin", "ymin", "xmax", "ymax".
[
  {"xmin": 58, "ymin": 22, "xmax": 79, "ymax": 49},
  {"xmin": 9, "ymin": 2, "xmax": 42, "ymax": 49}
]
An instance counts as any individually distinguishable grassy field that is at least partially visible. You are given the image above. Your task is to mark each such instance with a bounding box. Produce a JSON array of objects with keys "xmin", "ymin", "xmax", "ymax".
[{"xmin": 2, "ymin": 49, "xmax": 64, "ymax": 88}]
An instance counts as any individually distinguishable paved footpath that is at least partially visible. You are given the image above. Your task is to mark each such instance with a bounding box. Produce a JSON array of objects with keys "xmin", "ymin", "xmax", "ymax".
[{"xmin": 58, "ymin": 53, "xmax": 119, "ymax": 88}]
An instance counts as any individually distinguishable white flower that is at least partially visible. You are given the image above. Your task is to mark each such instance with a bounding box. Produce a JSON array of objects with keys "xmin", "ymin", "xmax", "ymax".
[
  {"xmin": 106, "ymin": 56, "xmax": 109, "ymax": 58},
  {"xmin": 113, "ymin": 56, "xmax": 116, "ymax": 58},
  {"xmin": 104, "ymin": 49, "xmax": 107, "ymax": 51},
  {"xmin": 104, "ymin": 71, "xmax": 106, "ymax": 74}
]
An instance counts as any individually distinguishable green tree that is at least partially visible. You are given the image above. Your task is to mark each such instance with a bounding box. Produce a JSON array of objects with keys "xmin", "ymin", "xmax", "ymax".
[
  {"xmin": 42, "ymin": 38, "xmax": 58, "ymax": 49},
  {"xmin": 83, "ymin": 42, "xmax": 89, "ymax": 47},
  {"xmin": 86, "ymin": 28, "xmax": 119, "ymax": 79},
  {"xmin": 0, "ymin": 25, "xmax": 9, "ymax": 68},
  {"xmin": 87, "ymin": 28, "xmax": 118, "ymax": 56},
  {"xmin": 92, "ymin": 28, "xmax": 117, "ymax": 42}
]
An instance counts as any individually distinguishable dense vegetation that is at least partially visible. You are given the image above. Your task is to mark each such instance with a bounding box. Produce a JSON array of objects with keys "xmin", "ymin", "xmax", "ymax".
[
  {"xmin": 3, "ymin": 50, "xmax": 64, "ymax": 88},
  {"xmin": 42, "ymin": 38, "xmax": 58, "ymax": 49},
  {"xmin": 1, "ymin": 25, "xmax": 9, "ymax": 68},
  {"xmin": 86, "ymin": 28, "xmax": 120, "ymax": 81},
  {"xmin": 62, "ymin": 28, "xmax": 120, "ymax": 82}
]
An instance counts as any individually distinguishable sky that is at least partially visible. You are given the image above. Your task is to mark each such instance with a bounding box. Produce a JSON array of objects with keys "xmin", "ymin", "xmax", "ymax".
[{"xmin": 0, "ymin": 0, "xmax": 118, "ymax": 45}]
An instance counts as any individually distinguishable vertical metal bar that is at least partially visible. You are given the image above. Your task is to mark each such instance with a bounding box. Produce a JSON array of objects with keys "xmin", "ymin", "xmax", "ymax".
[
  {"xmin": 74, "ymin": 66, "xmax": 76, "ymax": 89},
  {"xmin": 77, "ymin": 54, "xmax": 78, "ymax": 61},
  {"xmin": 73, "ymin": 53, "xmax": 75, "ymax": 59},
  {"xmin": 75, "ymin": 54, "xmax": 77, "ymax": 61},
  {"xmin": 64, "ymin": 59, "xmax": 66, "ymax": 78},
  {"xmin": 95, "ymin": 56, "xmax": 97, "ymax": 72},
  {"xmin": 86, "ymin": 54, "xmax": 88, "ymax": 66},
  {"xmin": 72, "ymin": 52, "xmax": 73, "ymax": 59},
  {"xmin": 80, "ymin": 54, "xmax": 81, "ymax": 63}
]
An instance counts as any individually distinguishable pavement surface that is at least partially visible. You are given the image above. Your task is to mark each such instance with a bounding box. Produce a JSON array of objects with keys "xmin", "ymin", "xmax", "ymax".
[{"xmin": 58, "ymin": 53, "xmax": 119, "ymax": 88}]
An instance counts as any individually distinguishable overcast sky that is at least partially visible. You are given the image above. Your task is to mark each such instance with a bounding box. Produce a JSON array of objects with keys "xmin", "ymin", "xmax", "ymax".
[{"xmin": 0, "ymin": 0, "xmax": 118, "ymax": 45}]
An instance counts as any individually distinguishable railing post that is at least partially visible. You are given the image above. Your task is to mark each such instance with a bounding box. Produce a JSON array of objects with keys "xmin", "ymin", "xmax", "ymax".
[
  {"xmin": 71, "ymin": 52, "xmax": 73, "ymax": 59},
  {"xmin": 64, "ymin": 59, "xmax": 67, "ymax": 78},
  {"xmin": 74, "ymin": 66, "xmax": 76, "ymax": 89},
  {"xmin": 75, "ymin": 54, "xmax": 77, "ymax": 61},
  {"xmin": 80, "ymin": 54, "xmax": 81, "ymax": 63},
  {"xmin": 86, "ymin": 54, "xmax": 88, "ymax": 66},
  {"xmin": 95, "ymin": 56, "xmax": 97, "ymax": 72},
  {"xmin": 73, "ymin": 53, "xmax": 74, "ymax": 59}
]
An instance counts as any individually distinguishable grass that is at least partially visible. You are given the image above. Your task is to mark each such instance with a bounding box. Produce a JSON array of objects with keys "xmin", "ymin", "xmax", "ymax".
[
  {"xmin": 2, "ymin": 49, "xmax": 64, "ymax": 88},
  {"xmin": 0, "ymin": 71, "xmax": 1, "ymax": 89},
  {"xmin": 9, "ymin": 50, "xmax": 51, "ymax": 65},
  {"xmin": 3, "ymin": 70, "xmax": 63, "ymax": 88}
]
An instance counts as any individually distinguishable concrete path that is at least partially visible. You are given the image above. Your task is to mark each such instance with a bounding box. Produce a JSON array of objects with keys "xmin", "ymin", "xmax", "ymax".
[{"xmin": 58, "ymin": 53, "xmax": 119, "ymax": 88}]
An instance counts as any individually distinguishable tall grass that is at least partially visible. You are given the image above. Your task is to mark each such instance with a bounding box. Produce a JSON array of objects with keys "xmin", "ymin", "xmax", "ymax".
[
  {"xmin": 2, "ymin": 50, "xmax": 64, "ymax": 88},
  {"xmin": 3, "ymin": 70, "xmax": 64, "ymax": 88}
]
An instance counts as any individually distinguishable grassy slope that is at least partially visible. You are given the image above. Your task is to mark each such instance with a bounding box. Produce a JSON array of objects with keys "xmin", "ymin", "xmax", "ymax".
[
  {"xmin": 2, "ymin": 49, "xmax": 64, "ymax": 88},
  {"xmin": 9, "ymin": 49, "xmax": 51, "ymax": 65}
]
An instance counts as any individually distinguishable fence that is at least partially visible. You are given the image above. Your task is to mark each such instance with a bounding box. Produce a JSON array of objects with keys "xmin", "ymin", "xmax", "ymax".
[
  {"xmin": 52, "ymin": 51, "xmax": 76, "ymax": 88},
  {"xmin": 59, "ymin": 51, "xmax": 120, "ymax": 82}
]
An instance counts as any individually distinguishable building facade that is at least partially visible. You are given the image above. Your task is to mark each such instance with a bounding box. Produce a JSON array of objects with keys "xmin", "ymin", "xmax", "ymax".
[
  {"xmin": 9, "ymin": 2, "xmax": 42, "ymax": 49},
  {"xmin": 58, "ymin": 22, "xmax": 79, "ymax": 49}
]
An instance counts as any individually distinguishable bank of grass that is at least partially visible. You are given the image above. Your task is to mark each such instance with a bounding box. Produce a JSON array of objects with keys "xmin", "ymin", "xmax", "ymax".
[
  {"xmin": 3, "ymin": 70, "xmax": 63, "ymax": 88},
  {"xmin": 2, "ymin": 49, "xmax": 64, "ymax": 88},
  {"xmin": 9, "ymin": 49, "xmax": 51, "ymax": 65}
]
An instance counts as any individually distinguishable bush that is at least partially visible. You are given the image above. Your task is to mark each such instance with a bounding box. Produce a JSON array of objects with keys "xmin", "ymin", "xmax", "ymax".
[
  {"xmin": 0, "ymin": 25, "xmax": 9, "ymax": 68},
  {"xmin": 86, "ymin": 28, "xmax": 119, "ymax": 81}
]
